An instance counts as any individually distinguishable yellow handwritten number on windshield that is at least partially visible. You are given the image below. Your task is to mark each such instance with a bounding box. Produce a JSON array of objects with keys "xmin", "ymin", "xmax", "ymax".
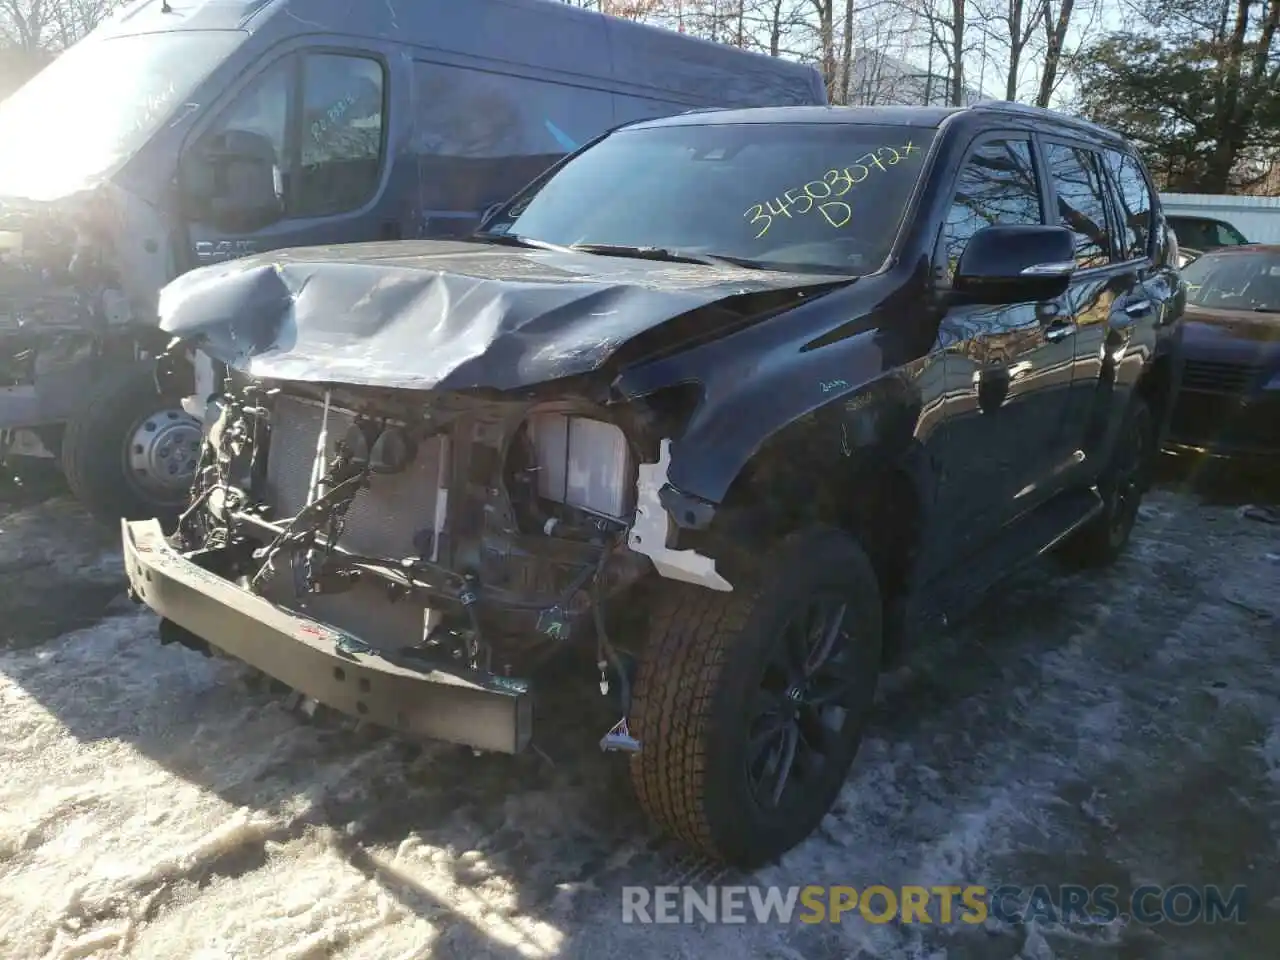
[
  {"xmin": 824, "ymin": 167, "xmax": 854, "ymax": 197},
  {"xmin": 743, "ymin": 141, "xmax": 921, "ymax": 236},
  {"xmin": 745, "ymin": 204, "xmax": 772, "ymax": 239}
]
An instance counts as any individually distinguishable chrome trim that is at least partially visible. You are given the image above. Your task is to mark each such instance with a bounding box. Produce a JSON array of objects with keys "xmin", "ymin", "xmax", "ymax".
[{"xmin": 1020, "ymin": 260, "xmax": 1076, "ymax": 277}]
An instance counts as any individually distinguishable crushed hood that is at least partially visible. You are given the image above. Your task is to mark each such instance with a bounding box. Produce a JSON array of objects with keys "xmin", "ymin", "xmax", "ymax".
[{"xmin": 158, "ymin": 239, "xmax": 850, "ymax": 391}]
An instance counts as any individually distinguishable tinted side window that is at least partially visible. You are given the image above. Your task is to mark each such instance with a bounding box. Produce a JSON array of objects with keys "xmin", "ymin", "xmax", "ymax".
[
  {"xmin": 295, "ymin": 54, "xmax": 386, "ymax": 217},
  {"xmin": 1103, "ymin": 150, "xmax": 1153, "ymax": 260},
  {"xmin": 1045, "ymin": 143, "xmax": 1112, "ymax": 268},
  {"xmin": 942, "ymin": 137, "xmax": 1042, "ymax": 278}
]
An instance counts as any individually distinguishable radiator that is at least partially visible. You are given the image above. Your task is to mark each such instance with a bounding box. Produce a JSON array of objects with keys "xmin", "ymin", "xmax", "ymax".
[
  {"xmin": 265, "ymin": 393, "xmax": 448, "ymax": 559},
  {"xmin": 259, "ymin": 393, "xmax": 450, "ymax": 651}
]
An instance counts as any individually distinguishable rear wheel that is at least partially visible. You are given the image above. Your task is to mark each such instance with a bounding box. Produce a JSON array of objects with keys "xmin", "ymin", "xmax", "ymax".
[
  {"xmin": 61, "ymin": 362, "xmax": 203, "ymax": 526},
  {"xmin": 628, "ymin": 528, "xmax": 883, "ymax": 867}
]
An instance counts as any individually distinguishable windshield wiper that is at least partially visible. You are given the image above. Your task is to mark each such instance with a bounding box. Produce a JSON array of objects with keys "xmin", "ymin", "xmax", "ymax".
[
  {"xmin": 571, "ymin": 243, "xmax": 859, "ymax": 275},
  {"xmin": 471, "ymin": 232, "xmax": 575, "ymax": 254},
  {"xmin": 473, "ymin": 236, "xmax": 844, "ymax": 275},
  {"xmin": 568, "ymin": 243, "xmax": 754, "ymax": 267}
]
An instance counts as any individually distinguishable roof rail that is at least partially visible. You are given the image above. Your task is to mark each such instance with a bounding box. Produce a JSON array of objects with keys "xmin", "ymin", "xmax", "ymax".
[{"xmin": 970, "ymin": 100, "xmax": 1123, "ymax": 139}]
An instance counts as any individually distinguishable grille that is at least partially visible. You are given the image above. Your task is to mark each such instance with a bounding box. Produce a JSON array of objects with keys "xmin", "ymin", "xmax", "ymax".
[{"xmin": 1181, "ymin": 359, "xmax": 1262, "ymax": 394}]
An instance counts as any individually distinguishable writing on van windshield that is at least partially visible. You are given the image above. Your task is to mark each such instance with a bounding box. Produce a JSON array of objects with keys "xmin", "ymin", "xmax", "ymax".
[{"xmin": 744, "ymin": 140, "xmax": 921, "ymax": 240}]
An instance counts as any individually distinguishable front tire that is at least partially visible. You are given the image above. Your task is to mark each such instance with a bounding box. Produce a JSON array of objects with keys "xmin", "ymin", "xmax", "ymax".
[
  {"xmin": 61, "ymin": 362, "xmax": 203, "ymax": 526},
  {"xmin": 628, "ymin": 528, "xmax": 883, "ymax": 867}
]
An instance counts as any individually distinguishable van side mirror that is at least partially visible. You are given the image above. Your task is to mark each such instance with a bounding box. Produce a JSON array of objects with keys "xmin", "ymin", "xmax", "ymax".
[
  {"xmin": 953, "ymin": 224, "xmax": 1076, "ymax": 303},
  {"xmin": 179, "ymin": 128, "xmax": 284, "ymax": 233}
]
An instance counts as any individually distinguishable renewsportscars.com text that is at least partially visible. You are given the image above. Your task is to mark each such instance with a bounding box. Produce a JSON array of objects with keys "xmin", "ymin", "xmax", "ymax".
[{"xmin": 621, "ymin": 884, "xmax": 1248, "ymax": 926}]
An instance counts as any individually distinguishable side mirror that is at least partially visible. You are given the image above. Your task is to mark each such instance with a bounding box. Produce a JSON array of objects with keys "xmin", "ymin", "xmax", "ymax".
[
  {"xmin": 953, "ymin": 224, "xmax": 1076, "ymax": 303},
  {"xmin": 179, "ymin": 128, "xmax": 284, "ymax": 233}
]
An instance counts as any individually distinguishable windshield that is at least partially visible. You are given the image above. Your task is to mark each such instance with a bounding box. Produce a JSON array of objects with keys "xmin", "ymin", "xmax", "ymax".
[
  {"xmin": 1181, "ymin": 250, "xmax": 1280, "ymax": 313},
  {"xmin": 1169, "ymin": 217, "xmax": 1249, "ymax": 249},
  {"xmin": 0, "ymin": 30, "xmax": 244, "ymax": 202},
  {"xmin": 482, "ymin": 121, "xmax": 937, "ymax": 275}
]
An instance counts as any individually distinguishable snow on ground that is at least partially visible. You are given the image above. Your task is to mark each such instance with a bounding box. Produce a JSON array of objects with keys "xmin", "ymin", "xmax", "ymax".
[{"xmin": 0, "ymin": 470, "xmax": 1278, "ymax": 959}]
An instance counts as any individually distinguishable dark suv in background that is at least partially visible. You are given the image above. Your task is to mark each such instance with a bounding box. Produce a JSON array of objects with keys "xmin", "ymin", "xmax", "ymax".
[
  {"xmin": 125, "ymin": 101, "xmax": 1184, "ymax": 867},
  {"xmin": 1166, "ymin": 244, "xmax": 1280, "ymax": 460}
]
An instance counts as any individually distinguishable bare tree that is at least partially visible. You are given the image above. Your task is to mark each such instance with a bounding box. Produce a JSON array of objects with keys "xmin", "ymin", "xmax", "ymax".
[
  {"xmin": 0, "ymin": 0, "xmax": 51, "ymax": 50},
  {"xmin": 49, "ymin": 0, "xmax": 116, "ymax": 46},
  {"xmin": 839, "ymin": 0, "xmax": 855, "ymax": 101},
  {"xmin": 1035, "ymin": 0, "xmax": 1073, "ymax": 105},
  {"xmin": 983, "ymin": 0, "xmax": 1046, "ymax": 100},
  {"xmin": 804, "ymin": 0, "xmax": 837, "ymax": 93},
  {"xmin": 906, "ymin": 0, "xmax": 979, "ymax": 105},
  {"xmin": 2, "ymin": 0, "xmax": 117, "ymax": 50}
]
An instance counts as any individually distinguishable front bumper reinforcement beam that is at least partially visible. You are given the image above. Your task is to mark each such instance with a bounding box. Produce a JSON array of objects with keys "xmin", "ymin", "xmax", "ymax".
[{"xmin": 122, "ymin": 518, "xmax": 533, "ymax": 754}]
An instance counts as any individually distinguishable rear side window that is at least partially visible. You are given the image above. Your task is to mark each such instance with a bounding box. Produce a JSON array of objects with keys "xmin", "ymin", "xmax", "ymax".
[
  {"xmin": 1103, "ymin": 150, "xmax": 1154, "ymax": 260},
  {"xmin": 941, "ymin": 137, "xmax": 1042, "ymax": 279},
  {"xmin": 1045, "ymin": 143, "xmax": 1112, "ymax": 268}
]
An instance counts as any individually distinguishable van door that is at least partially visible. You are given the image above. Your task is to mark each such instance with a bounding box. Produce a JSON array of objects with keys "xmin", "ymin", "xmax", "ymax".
[{"xmin": 178, "ymin": 48, "xmax": 404, "ymax": 270}]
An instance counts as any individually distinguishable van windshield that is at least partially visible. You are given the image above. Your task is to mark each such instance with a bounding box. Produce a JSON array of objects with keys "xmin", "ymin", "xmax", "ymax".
[
  {"xmin": 0, "ymin": 30, "xmax": 243, "ymax": 202},
  {"xmin": 482, "ymin": 121, "xmax": 937, "ymax": 275}
]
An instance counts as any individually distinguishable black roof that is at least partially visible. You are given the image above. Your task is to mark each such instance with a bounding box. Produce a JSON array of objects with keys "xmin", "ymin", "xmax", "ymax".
[
  {"xmin": 630, "ymin": 105, "xmax": 962, "ymax": 129},
  {"xmin": 629, "ymin": 100, "xmax": 1131, "ymax": 148}
]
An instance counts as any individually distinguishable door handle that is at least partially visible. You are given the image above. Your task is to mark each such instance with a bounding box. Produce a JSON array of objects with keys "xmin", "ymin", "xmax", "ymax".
[
  {"xmin": 1044, "ymin": 320, "xmax": 1075, "ymax": 342},
  {"xmin": 975, "ymin": 364, "xmax": 1010, "ymax": 414},
  {"xmin": 1123, "ymin": 299, "xmax": 1153, "ymax": 317}
]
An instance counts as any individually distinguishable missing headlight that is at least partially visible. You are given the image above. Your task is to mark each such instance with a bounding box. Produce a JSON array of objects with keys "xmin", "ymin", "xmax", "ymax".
[{"xmin": 526, "ymin": 413, "xmax": 635, "ymax": 521}]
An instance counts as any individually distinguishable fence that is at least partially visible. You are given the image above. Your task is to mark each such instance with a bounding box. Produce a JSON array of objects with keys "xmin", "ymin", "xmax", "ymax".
[{"xmin": 1160, "ymin": 193, "xmax": 1280, "ymax": 244}]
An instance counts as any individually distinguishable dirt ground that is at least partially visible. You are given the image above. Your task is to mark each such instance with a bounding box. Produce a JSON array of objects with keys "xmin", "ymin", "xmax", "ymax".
[{"xmin": 0, "ymin": 461, "xmax": 1277, "ymax": 960}]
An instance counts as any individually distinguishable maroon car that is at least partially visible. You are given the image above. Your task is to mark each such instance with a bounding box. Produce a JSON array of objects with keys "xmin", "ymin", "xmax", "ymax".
[{"xmin": 1167, "ymin": 244, "xmax": 1280, "ymax": 459}]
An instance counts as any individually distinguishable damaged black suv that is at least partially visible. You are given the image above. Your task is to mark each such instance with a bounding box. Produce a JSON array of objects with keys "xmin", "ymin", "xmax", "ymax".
[{"xmin": 125, "ymin": 102, "xmax": 1184, "ymax": 867}]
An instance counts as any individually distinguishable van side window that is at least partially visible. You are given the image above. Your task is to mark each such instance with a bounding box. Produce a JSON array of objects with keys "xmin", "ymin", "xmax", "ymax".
[
  {"xmin": 296, "ymin": 54, "xmax": 385, "ymax": 217},
  {"xmin": 1045, "ymin": 143, "xmax": 1112, "ymax": 268},
  {"xmin": 202, "ymin": 56, "xmax": 293, "ymax": 189},
  {"xmin": 942, "ymin": 138, "xmax": 1042, "ymax": 280},
  {"xmin": 411, "ymin": 60, "xmax": 613, "ymax": 221},
  {"xmin": 1103, "ymin": 151, "xmax": 1153, "ymax": 260}
]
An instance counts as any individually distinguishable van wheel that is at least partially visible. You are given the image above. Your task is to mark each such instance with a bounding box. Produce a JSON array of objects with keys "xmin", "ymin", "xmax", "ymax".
[
  {"xmin": 1058, "ymin": 395, "xmax": 1153, "ymax": 569},
  {"xmin": 628, "ymin": 528, "xmax": 883, "ymax": 867},
  {"xmin": 62, "ymin": 362, "xmax": 202, "ymax": 527}
]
